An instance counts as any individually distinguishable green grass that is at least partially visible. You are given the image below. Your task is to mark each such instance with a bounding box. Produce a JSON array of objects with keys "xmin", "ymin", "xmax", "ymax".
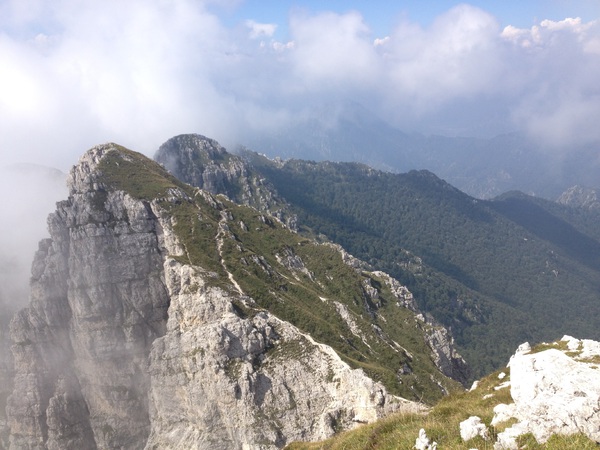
[
  {"xmin": 94, "ymin": 145, "xmax": 469, "ymax": 404},
  {"xmin": 98, "ymin": 144, "xmax": 192, "ymax": 200},
  {"xmin": 285, "ymin": 367, "xmax": 598, "ymax": 449}
]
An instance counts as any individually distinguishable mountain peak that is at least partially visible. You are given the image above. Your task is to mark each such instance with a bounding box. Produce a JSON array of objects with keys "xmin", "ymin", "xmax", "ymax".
[
  {"xmin": 2, "ymin": 139, "xmax": 466, "ymax": 449},
  {"xmin": 557, "ymin": 185, "xmax": 600, "ymax": 210}
]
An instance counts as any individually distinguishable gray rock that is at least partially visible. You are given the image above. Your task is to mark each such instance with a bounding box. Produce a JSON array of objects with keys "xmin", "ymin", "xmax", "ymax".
[
  {"xmin": 459, "ymin": 416, "xmax": 489, "ymax": 442},
  {"xmin": 494, "ymin": 336, "xmax": 600, "ymax": 448},
  {"xmin": 155, "ymin": 134, "xmax": 296, "ymax": 229},
  {"xmin": 6, "ymin": 144, "xmax": 445, "ymax": 449},
  {"xmin": 7, "ymin": 146, "xmax": 169, "ymax": 449},
  {"xmin": 557, "ymin": 185, "xmax": 600, "ymax": 210},
  {"xmin": 0, "ymin": 305, "xmax": 13, "ymax": 450}
]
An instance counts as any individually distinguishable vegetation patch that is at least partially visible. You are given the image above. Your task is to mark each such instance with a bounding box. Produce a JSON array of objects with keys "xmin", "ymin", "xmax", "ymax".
[
  {"xmin": 224, "ymin": 358, "xmax": 242, "ymax": 380},
  {"xmin": 98, "ymin": 145, "xmax": 191, "ymax": 200},
  {"xmin": 285, "ymin": 368, "xmax": 597, "ymax": 450}
]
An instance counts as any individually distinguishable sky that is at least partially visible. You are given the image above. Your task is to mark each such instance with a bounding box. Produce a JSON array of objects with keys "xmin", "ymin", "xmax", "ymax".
[
  {"xmin": 0, "ymin": 0, "xmax": 599, "ymax": 309},
  {"xmin": 1, "ymin": 0, "xmax": 600, "ymax": 173}
]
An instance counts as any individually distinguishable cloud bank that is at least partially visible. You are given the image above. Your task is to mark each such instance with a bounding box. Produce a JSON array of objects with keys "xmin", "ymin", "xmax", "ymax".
[
  {"xmin": 1, "ymin": 1, "xmax": 599, "ymax": 168},
  {"xmin": 0, "ymin": 0, "xmax": 598, "ymax": 314}
]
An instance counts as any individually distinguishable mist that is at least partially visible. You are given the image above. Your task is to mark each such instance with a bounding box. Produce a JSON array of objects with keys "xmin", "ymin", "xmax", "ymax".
[
  {"xmin": 0, "ymin": 164, "xmax": 67, "ymax": 317},
  {"xmin": 0, "ymin": 1, "xmax": 599, "ymax": 170},
  {"xmin": 0, "ymin": 2, "xmax": 599, "ymax": 317}
]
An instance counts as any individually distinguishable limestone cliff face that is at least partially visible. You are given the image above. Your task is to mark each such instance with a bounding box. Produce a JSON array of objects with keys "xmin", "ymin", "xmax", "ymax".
[
  {"xmin": 155, "ymin": 134, "xmax": 295, "ymax": 229},
  {"xmin": 7, "ymin": 146, "xmax": 170, "ymax": 449},
  {"xmin": 0, "ymin": 310, "xmax": 13, "ymax": 450},
  {"xmin": 146, "ymin": 260, "xmax": 422, "ymax": 449},
  {"xmin": 6, "ymin": 144, "xmax": 451, "ymax": 449}
]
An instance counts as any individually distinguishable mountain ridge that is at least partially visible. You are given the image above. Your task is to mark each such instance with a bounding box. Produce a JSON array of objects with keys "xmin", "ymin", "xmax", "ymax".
[
  {"xmin": 156, "ymin": 134, "xmax": 600, "ymax": 378},
  {"xmin": 1, "ymin": 142, "xmax": 465, "ymax": 449},
  {"xmin": 242, "ymin": 101, "xmax": 600, "ymax": 200}
]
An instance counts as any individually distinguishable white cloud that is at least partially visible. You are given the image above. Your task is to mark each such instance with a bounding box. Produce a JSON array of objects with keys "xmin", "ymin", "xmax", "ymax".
[
  {"xmin": 379, "ymin": 5, "xmax": 504, "ymax": 114},
  {"xmin": 246, "ymin": 19, "xmax": 277, "ymax": 39},
  {"xmin": 0, "ymin": 0, "xmax": 599, "ymax": 170},
  {"xmin": 0, "ymin": 0, "xmax": 239, "ymax": 169},
  {"xmin": 374, "ymin": 36, "xmax": 390, "ymax": 46},
  {"xmin": 272, "ymin": 40, "xmax": 295, "ymax": 52},
  {"xmin": 499, "ymin": 17, "xmax": 600, "ymax": 146},
  {"xmin": 288, "ymin": 11, "xmax": 380, "ymax": 89}
]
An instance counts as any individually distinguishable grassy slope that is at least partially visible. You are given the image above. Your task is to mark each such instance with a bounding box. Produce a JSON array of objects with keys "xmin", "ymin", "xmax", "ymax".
[
  {"xmin": 97, "ymin": 145, "xmax": 461, "ymax": 403},
  {"xmin": 252, "ymin": 159, "xmax": 600, "ymax": 377},
  {"xmin": 285, "ymin": 363, "xmax": 597, "ymax": 450}
]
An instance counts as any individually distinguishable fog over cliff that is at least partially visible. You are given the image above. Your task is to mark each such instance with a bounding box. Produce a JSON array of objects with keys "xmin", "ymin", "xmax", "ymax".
[{"xmin": 0, "ymin": 165, "xmax": 66, "ymax": 312}]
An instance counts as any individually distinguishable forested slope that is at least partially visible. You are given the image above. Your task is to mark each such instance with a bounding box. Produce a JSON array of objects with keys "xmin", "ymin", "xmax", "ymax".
[{"xmin": 246, "ymin": 156, "xmax": 600, "ymax": 376}]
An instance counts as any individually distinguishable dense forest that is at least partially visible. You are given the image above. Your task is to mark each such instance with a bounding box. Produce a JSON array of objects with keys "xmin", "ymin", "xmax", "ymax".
[{"xmin": 248, "ymin": 157, "xmax": 600, "ymax": 376}]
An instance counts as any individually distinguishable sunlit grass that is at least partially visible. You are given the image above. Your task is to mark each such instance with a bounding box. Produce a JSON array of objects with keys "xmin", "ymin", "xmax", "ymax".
[{"xmin": 285, "ymin": 368, "xmax": 598, "ymax": 450}]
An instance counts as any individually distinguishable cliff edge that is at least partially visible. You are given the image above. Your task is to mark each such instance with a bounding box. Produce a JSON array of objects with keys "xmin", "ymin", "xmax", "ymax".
[{"xmin": 5, "ymin": 143, "xmax": 464, "ymax": 449}]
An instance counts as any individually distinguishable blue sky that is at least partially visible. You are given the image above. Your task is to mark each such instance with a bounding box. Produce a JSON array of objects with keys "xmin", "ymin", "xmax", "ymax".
[
  {"xmin": 223, "ymin": 0, "xmax": 600, "ymax": 38},
  {"xmin": 0, "ymin": 0, "xmax": 599, "ymax": 288},
  {"xmin": 1, "ymin": 0, "xmax": 599, "ymax": 170}
]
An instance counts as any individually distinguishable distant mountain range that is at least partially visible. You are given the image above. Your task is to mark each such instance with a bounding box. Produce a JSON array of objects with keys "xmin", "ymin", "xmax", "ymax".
[{"xmin": 241, "ymin": 101, "xmax": 600, "ymax": 200}]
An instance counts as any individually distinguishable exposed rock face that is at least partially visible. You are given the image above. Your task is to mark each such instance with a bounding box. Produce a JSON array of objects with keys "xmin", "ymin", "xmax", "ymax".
[
  {"xmin": 6, "ymin": 144, "xmax": 449, "ymax": 449},
  {"xmin": 155, "ymin": 134, "xmax": 295, "ymax": 228},
  {"xmin": 557, "ymin": 185, "xmax": 600, "ymax": 210},
  {"xmin": 423, "ymin": 326, "xmax": 470, "ymax": 386},
  {"xmin": 0, "ymin": 307, "xmax": 13, "ymax": 450},
  {"xmin": 7, "ymin": 146, "xmax": 170, "ymax": 449},
  {"xmin": 493, "ymin": 336, "xmax": 600, "ymax": 448},
  {"xmin": 146, "ymin": 260, "xmax": 423, "ymax": 449}
]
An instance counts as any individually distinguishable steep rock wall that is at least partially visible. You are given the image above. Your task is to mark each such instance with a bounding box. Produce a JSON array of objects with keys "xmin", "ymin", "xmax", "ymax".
[
  {"xmin": 155, "ymin": 134, "xmax": 295, "ymax": 228},
  {"xmin": 145, "ymin": 259, "xmax": 423, "ymax": 449},
  {"xmin": 6, "ymin": 145, "xmax": 430, "ymax": 449},
  {"xmin": 0, "ymin": 310, "xmax": 12, "ymax": 450},
  {"xmin": 7, "ymin": 147, "xmax": 170, "ymax": 449}
]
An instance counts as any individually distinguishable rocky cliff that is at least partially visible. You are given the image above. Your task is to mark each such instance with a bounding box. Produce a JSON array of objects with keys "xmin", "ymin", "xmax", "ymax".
[
  {"xmin": 0, "ymin": 307, "xmax": 12, "ymax": 450},
  {"xmin": 557, "ymin": 185, "xmax": 600, "ymax": 210},
  {"xmin": 4, "ymin": 143, "xmax": 465, "ymax": 449},
  {"xmin": 155, "ymin": 134, "xmax": 295, "ymax": 229}
]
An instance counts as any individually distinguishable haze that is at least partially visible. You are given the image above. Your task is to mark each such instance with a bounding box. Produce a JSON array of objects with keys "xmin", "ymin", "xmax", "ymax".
[
  {"xmin": 0, "ymin": 0, "xmax": 599, "ymax": 310},
  {"xmin": 1, "ymin": 0, "xmax": 599, "ymax": 171}
]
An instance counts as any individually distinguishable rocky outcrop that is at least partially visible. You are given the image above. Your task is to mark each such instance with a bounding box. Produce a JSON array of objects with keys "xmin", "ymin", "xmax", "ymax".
[
  {"xmin": 459, "ymin": 416, "xmax": 489, "ymax": 442},
  {"xmin": 7, "ymin": 146, "xmax": 170, "ymax": 449},
  {"xmin": 493, "ymin": 336, "xmax": 600, "ymax": 449},
  {"xmin": 145, "ymin": 260, "xmax": 422, "ymax": 449},
  {"xmin": 423, "ymin": 326, "xmax": 470, "ymax": 386},
  {"xmin": 6, "ymin": 143, "xmax": 454, "ymax": 449},
  {"xmin": 155, "ymin": 134, "xmax": 295, "ymax": 229},
  {"xmin": 0, "ymin": 307, "xmax": 13, "ymax": 450},
  {"xmin": 557, "ymin": 185, "xmax": 600, "ymax": 210}
]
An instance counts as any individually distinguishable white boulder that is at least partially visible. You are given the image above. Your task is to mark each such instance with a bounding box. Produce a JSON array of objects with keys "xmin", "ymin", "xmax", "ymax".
[
  {"xmin": 491, "ymin": 403, "xmax": 516, "ymax": 427},
  {"xmin": 414, "ymin": 428, "xmax": 437, "ymax": 450},
  {"xmin": 494, "ymin": 336, "xmax": 600, "ymax": 447},
  {"xmin": 460, "ymin": 416, "xmax": 489, "ymax": 442}
]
